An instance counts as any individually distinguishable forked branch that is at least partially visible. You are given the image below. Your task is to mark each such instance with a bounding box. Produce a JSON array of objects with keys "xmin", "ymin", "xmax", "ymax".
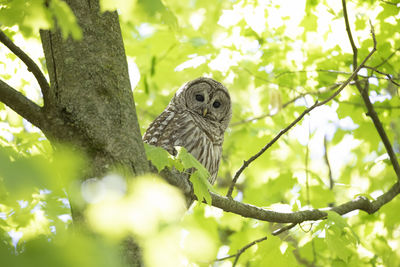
[
  {"xmin": 0, "ymin": 30, "xmax": 51, "ymax": 107},
  {"xmin": 0, "ymin": 79, "xmax": 44, "ymax": 128},
  {"xmin": 215, "ymin": 236, "xmax": 268, "ymax": 266},
  {"xmin": 226, "ymin": 24, "xmax": 377, "ymax": 197},
  {"xmin": 342, "ymin": 0, "xmax": 400, "ymax": 180}
]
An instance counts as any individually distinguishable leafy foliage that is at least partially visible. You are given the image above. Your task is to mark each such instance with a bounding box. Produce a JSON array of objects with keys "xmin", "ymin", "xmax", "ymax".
[
  {"xmin": 144, "ymin": 144, "xmax": 213, "ymax": 203},
  {"xmin": 1, "ymin": 0, "xmax": 400, "ymax": 266},
  {"xmin": 0, "ymin": 0, "xmax": 81, "ymax": 39}
]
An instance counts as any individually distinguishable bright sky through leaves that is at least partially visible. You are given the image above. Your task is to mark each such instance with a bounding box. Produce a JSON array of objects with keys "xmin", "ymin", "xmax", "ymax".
[{"xmin": 1, "ymin": 0, "xmax": 400, "ymax": 266}]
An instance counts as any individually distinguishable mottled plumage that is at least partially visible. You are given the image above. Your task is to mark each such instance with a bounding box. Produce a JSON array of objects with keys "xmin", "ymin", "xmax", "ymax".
[{"xmin": 143, "ymin": 77, "xmax": 232, "ymax": 184}]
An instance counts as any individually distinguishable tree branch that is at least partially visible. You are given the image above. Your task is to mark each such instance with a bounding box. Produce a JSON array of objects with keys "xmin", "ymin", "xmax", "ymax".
[
  {"xmin": 342, "ymin": 0, "xmax": 400, "ymax": 180},
  {"xmin": 374, "ymin": 46, "xmax": 400, "ymax": 69},
  {"xmin": 162, "ymin": 154, "xmax": 400, "ymax": 225},
  {"xmin": 364, "ymin": 65, "xmax": 400, "ymax": 86},
  {"xmin": 231, "ymin": 75, "xmax": 397, "ymax": 127},
  {"xmin": 342, "ymin": 0, "xmax": 359, "ymax": 71},
  {"xmin": 358, "ymin": 86, "xmax": 400, "ymax": 180},
  {"xmin": 272, "ymin": 223, "xmax": 297, "ymax": 235},
  {"xmin": 0, "ymin": 79, "xmax": 44, "ymax": 128},
  {"xmin": 226, "ymin": 32, "xmax": 377, "ymax": 197},
  {"xmin": 212, "ymin": 181, "xmax": 400, "ymax": 223},
  {"xmin": 275, "ymin": 69, "xmax": 362, "ymax": 79},
  {"xmin": 215, "ymin": 236, "xmax": 268, "ymax": 266},
  {"xmin": 230, "ymin": 83, "xmax": 340, "ymax": 127},
  {"xmin": 341, "ymin": 101, "xmax": 400, "ymax": 110},
  {"xmin": 324, "ymin": 135, "xmax": 334, "ymax": 190},
  {"xmin": 0, "ymin": 30, "xmax": 51, "ymax": 107},
  {"xmin": 379, "ymin": 0, "xmax": 400, "ymax": 6}
]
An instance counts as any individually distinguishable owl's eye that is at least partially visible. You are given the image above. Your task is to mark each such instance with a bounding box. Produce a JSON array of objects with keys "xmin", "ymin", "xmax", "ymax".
[
  {"xmin": 195, "ymin": 94, "xmax": 205, "ymax": 102},
  {"xmin": 213, "ymin": 101, "xmax": 221, "ymax": 108}
]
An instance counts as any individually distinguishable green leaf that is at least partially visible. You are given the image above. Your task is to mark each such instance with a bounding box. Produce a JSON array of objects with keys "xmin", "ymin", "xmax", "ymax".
[
  {"xmin": 257, "ymin": 235, "xmax": 297, "ymax": 266},
  {"xmin": 176, "ymin": 147, "xmax": 209, "ymax": 176},
  {"xmin": 326, "ymin": 227, "xmax": 352, "ymax": 262},
  {"xmin": 143, "ymin": 143, "xmax": 170, "ymax": 171},
  {"xmin": 327, "ymin": 211, "xmax": 348, "ymax": 229},
  {"xmin": 190, "ymin": 170, "xmax": 211, "ymax": 204},
  {"xmin": 327, "ymin": 211, "xmax": 360, "ymax": 244},
  {"xmin": 177, "ymin": 147, "xmax": 213, "ymax": 203}
]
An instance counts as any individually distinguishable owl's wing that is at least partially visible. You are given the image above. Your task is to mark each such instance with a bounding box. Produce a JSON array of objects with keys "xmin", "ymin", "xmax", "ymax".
[{"xmin": 143, "ymin": 108, "xmax": 178, "ymax": 155}]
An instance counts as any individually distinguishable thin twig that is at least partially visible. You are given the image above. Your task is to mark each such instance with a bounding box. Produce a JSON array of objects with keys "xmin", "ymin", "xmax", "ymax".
[
  {"xmin": 324, "ymin": 135, "xmax": 334, "ymax": 190},
  {"xmin": 0, "ymin": 30, "xmax": 51, "ymax": 107},
  {"xmin": 230, "ymin": 92, "xmax": 307, "ymax": 127},
  {"xmin": 374, "ymin": 46, "xmax": 400, "ymax": 69},
  {"xmin": 342, "ymin": 0, "xmax": 358, "ymax": 73},
  {"xmin": 215, "ymin": 236, "xmax": 268, "ymax": 266},
  {"xmin": 341, "ymin": 101, "xmax": 400, "ymax": 109},
  {"xmin": 305, "ymin": 114, "xmax": 311, "ymax": 206},
  {"xmin": 157, "ymin": 43, "xmax": 178, "ymax": 63},
  {"xmin": 342, "ymin": 0, "xmax": 400, "ymax": 180},
  {"xmin": 364, "ymin": 65, "xmax": 400, "ymax": 86},
  {"xmin": 275, "ymin": 69, "xmax": 363, "ymax": 79},
  {"xmin": 358, "ymin": 82, "xmax": 400, "ymax": 180},
  {"xmin": 226, "ymin": 30, "xmax": 378, "ymax": 197},
  {"xmin": 274, "ymin": 68, "xmax": 399, "ymax": 82},
  {"xmin": 272, "ymin": 223, "xmax": 297, "ymax": 235},
  {"xmin": 231, "ymin": 83, "xmax": 341, "ymax": 127},
  {"xmin": 231, "ymin": 75, "xmax": 398, "ymax": 127},
  {"xmin": 379, "ymin": 0, "xmax": 400, "ymax": 6},
  {"xmin": 234, "ymin": 68, "xmax": 398, "ymax": 127},
  {"xmin": 242, "ymin": 67, "xmax": 293, "ymax": 90},
  {"xmin": 298, "ymin": 222, "xmax": 314, "ymax": 233}
]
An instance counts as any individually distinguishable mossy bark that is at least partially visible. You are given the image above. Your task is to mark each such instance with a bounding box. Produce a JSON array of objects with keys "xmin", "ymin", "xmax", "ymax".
[{"xmin": 39, "ymin": 0, "xmax": 147, "ymax": 266}]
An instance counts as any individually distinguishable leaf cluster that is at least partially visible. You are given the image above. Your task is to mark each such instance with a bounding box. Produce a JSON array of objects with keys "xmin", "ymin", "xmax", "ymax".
[{"xmin": 0, "ymin": 0, "xmax": 400, "ymax": 266}]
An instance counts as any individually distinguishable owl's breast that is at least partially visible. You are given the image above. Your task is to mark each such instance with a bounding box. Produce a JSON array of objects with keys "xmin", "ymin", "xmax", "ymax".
[{"xmin": 171, "ymin": 113, "xmax": 223, "ymax": 183}]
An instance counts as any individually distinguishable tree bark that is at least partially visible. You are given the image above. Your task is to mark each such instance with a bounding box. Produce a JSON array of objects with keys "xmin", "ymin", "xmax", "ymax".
[
  {"xmin": 38, "ymin": 0, "xmax": 148, "ymax": 265},
  {"xmin": 40, "ymin": 0, "xmax": 148, "ymax": 176}
]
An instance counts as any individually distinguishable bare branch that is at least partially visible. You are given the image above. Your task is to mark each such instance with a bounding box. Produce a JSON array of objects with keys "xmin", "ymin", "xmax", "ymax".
[
  {"xmin": 342, "ymin": 0, "xmax": 358, "ymax": 69},
  {"xmin": 272, "ymin": 223, "xmax": 297, "ymax": 235},
  {"xmin": 162, "ymin": 156, "xmax": 400, "ymax": 224},
  {"xmin": 379, "ymin": 0, "xmax": 400, "ymax": 6},
  {"xmin": 231, "ymin": 75, "xmax": 398, "ymax": 127},
  {"xmin": 374, "ymin": 46, "xmax": 400, "ymax": 69},
  {"xmin": 215, "ymin": 236, "xmax": 268, "ymax": 266},
  {"xmin": 275, "ymin": 69, "xmax": 362, "ymax": 79},
  {"xmin": 324, "ymin": 135, "xmax": 334, "ymax": 190},
  {"xmin": 241, "ymin": 67, "xmax": 292, "ymax": 90},
  {"xmin": 230, "ymin": 83, "xmax": 340, "ymax": 127},
  {"xmin": 358, "ymin": 86, "xmax": 400, "ymax": 180},
  {"xmin": 305, "ymin": 119, "xmax": 311, "ymax": 205},
  {"xmin": 230, "ymin": 92, "xmax": 306, "ymax": 127},
  {"xmin": 0, "ymin": 30, "xmax": 51, "ymax": 107},
  {"xmin": 226, "ymin": 33, "xmax": 377, "ymax": 198},
  {"xmin": 364, "ymin": 65, "xmax": 400, "ymax": 86},
  {"xmin": 212, "ymin": 181, "xmax": 400, "ymax": 223},
  {"xmin": 235, "ymin": 67, "xmax": 398, "ymax": 127},
  {"xmin": 342, "ymin": 0, "xmax": 400, "ymax": 180},
  {"xmin": 0, "ymin": 79, "xmax": 44, "ymax": 128},
  {"xmin": 274, "ymin": 68, "xmax": 400, "ymax": 83},
  {"xmin": 341, "ymin": 101, "xmax": 400, "ymax": 110}
]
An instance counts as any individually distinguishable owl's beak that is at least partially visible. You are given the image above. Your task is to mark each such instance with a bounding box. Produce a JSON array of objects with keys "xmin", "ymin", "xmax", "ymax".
[{"xmin": 202, "ymin": 108, "xmax": 208, "ymax": 117}]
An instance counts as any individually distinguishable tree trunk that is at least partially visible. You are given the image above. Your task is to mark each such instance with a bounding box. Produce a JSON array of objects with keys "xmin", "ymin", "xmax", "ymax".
[{"xmin": 38, "ymin": 0, "xmax": 148, "ymax": 265}]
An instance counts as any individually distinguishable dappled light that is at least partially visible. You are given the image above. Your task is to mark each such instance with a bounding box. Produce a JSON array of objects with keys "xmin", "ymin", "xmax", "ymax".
[{"xmin": 1, "ymin": 0, "xmax": 400, "ymax": 266}]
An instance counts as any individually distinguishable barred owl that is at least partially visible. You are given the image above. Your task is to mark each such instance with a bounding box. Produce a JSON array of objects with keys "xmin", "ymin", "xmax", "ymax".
[{"xmin": 143, "ymin": 77, "xmax": 232, "ymax": 184}]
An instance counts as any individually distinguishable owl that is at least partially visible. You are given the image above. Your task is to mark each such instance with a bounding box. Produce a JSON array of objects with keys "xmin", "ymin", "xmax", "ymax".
[{"xmin": 143, "ymin": 77, "xmax": 232, "ymax": 184}]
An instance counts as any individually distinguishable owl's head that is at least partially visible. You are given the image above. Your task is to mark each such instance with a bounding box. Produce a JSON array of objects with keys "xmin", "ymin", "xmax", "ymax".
[{"xmin": 175, "ymin": 77, "xmax": 232, "ymax": 129}]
